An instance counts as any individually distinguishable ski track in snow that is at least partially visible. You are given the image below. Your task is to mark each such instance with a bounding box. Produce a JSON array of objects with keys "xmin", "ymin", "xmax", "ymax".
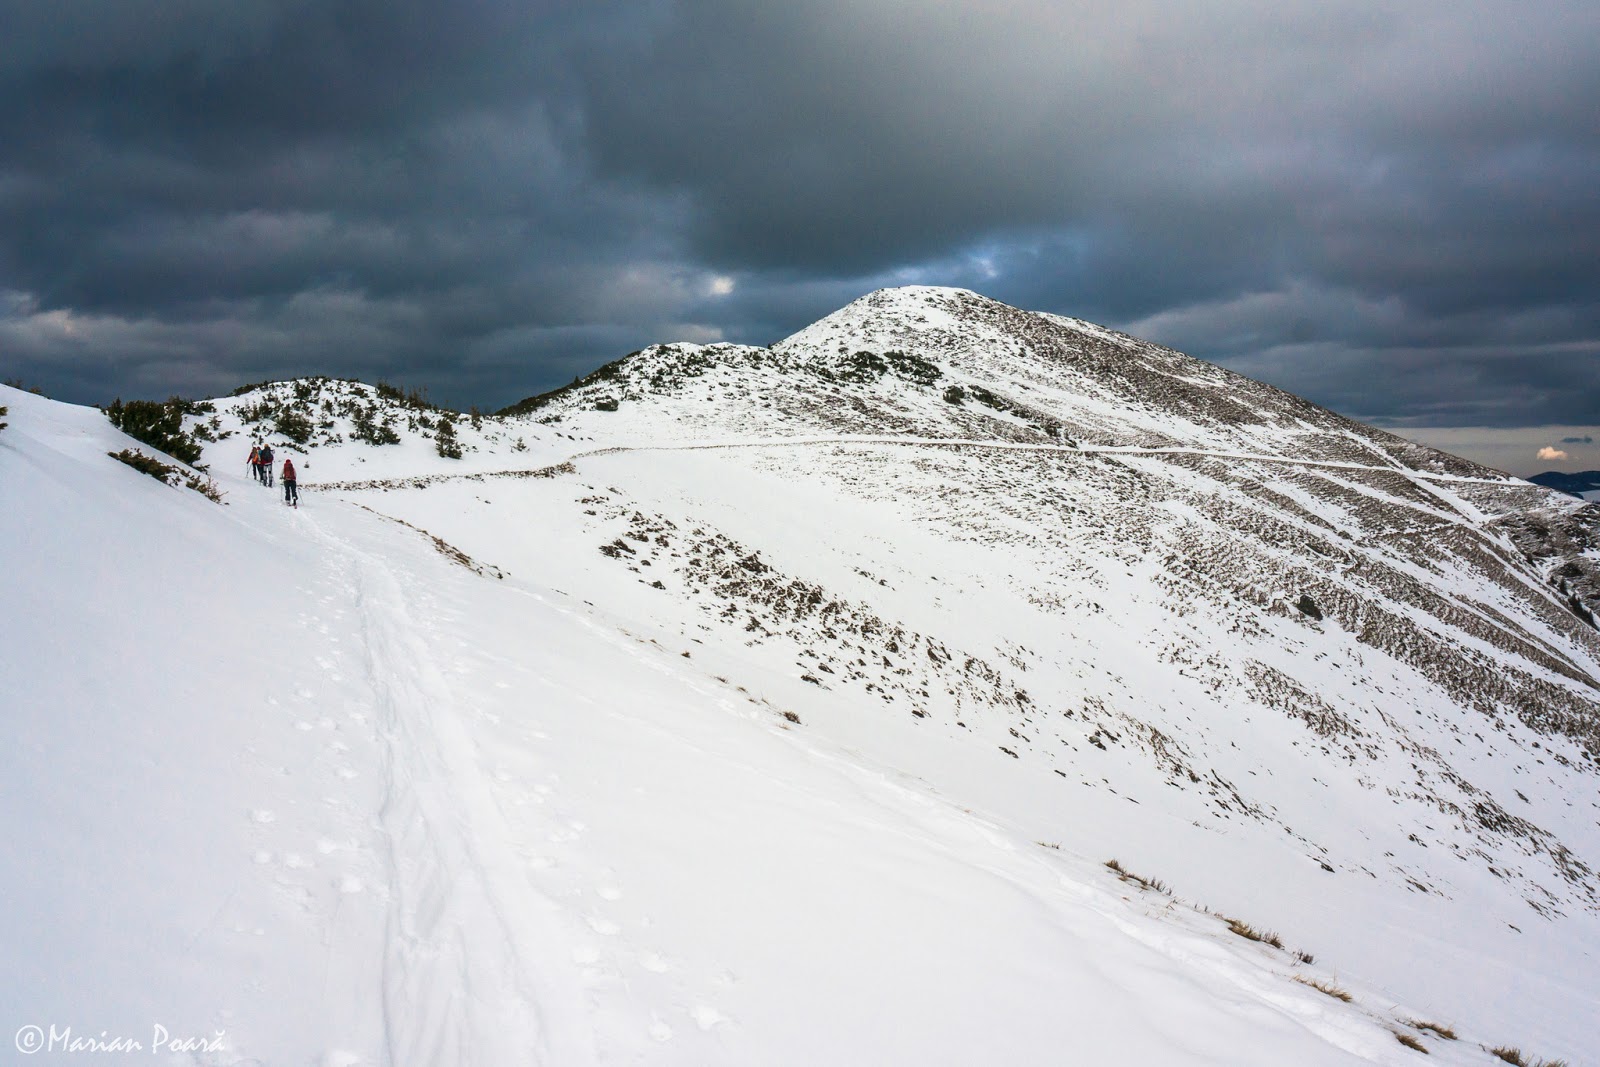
[{"xmin": 302, "ymin": 507, "xmax": 596, "ymax": 1066}]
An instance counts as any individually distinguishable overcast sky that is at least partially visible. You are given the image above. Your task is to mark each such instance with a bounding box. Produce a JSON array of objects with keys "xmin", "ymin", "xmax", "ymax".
[{"xmin": 1, "ymin": 1, "xmax": 1595, "ymax": 472}]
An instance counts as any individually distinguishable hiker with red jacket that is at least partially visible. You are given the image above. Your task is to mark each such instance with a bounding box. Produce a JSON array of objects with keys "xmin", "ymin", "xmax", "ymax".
[
  {"xmin": 248, "ymin": 443, "xmax": 263, "ymax": 483},
  {"xmin": 282, "ymin": 457, "xmax": 298, "ymax": 507}
]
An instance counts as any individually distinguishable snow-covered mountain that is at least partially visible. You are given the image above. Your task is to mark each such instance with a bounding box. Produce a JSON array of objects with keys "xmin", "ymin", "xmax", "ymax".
[{"xmin": 3, "ymin": 286, "xmax": 1597, "ymax": 1066}]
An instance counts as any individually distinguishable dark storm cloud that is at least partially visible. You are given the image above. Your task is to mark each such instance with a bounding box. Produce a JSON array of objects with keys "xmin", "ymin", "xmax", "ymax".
[
  {"xmin": 571, "ymin": 1, "xmax": 1600, "ymax": 427},
  {"xmin": 0, "ymin": 0, "xmax": 630, "ymax": 310},
  {"xmin": 0, "ymin": 0, "xmax": 694, "ymax": 408},
  {"xmin": 1, "ymin": 1, "xmax": 1596, "ymax": 432}
]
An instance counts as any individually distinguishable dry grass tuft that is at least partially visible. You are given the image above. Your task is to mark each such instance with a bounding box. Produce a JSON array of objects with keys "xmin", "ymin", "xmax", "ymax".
[
  {"xmin": 1395, "ymin": 1033, "xmax": 1428, "ymax": 1054},
  {"xmin": 1224, "ymin": 916, "xmax": 1284, "ymax": 949},
  {"xmin": 1293, "ymin": 975, "xmax": 1353, "ymax": 1002},
  {"xmin": 1104, "ymin": 858, "xmax": 1169, "ymax": 894},
  {"xmin": 1407, "ymin": 1020, "xmax": 1455, "ymax": 1040},
  {"xmin": 1489, "ymin": 1051, "xmax": 1567, "ymax": 1067}
]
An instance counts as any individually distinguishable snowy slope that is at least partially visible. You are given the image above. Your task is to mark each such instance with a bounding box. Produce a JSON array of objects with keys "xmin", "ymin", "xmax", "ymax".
[
  {"xmin": 4, "ymin": 283, "xmax": 1600, "ymax": 1067},
  {"xmin": 1, "ymin": 388, "xmax": 1442, "ymax": 1065}
]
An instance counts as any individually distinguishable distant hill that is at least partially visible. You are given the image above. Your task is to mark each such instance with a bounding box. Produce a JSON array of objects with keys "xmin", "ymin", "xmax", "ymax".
[{"xmin": 1530, "ymin": 470, "xmax": 1600, "ymax": 498}]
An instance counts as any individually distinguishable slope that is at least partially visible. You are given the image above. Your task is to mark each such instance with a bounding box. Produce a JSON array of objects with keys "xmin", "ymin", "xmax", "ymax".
[
  {"xmin": 362, "ymin": 287, "xmax": 1600, "ymax": 1061},
  {"xmin": 5, "ymin": 388, "xmax": 1524, "ymax": 1065}
]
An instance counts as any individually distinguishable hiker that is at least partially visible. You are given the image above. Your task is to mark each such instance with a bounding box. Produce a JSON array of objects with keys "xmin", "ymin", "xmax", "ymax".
[
  {"xmin": 259, "ymin": 444, "xmax": 274, "ymax": 487},
  {"xmin": 247, "ymin": 444, "xmax": 261, "ymax": 482},
  {"xmin": 281, "ymin": 457, "xmax": 298, "ymax": 507}
]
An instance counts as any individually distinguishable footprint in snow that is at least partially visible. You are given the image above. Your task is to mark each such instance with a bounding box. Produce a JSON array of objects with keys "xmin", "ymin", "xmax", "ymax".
[
  {"xmin": 690, "ymin": 1006, "xmax": 730, "ymax": 1031},
  {"xmin": 649, "ymin": 1020, "xmax": 673, "ymax": 1043},
  {"xmin": 639, "ymin": 953, "xmax": 672, "ymax": 974},
  {"xmin": 587, "ymin": 917, "xmax": 621, "ymax": 936},
  {"xmin": 597, "ymin": 886, "xmax": 622, "ymax": 901},
  {"xmin": 338, "ymin": 876, "xmax": 364, "ymax": 894},
  {"xmin": 250, "ymin": 809, "xmax": 276, "ymax": 824}
]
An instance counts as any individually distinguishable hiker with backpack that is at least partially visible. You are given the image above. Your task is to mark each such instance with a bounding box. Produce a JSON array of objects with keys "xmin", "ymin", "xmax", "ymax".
[
  {"xmin": 259, "ymin": 444, "xmax": 274, "ymax": 487},
  {"xmin": 281, "ymin": 457, "xmax": 298, "ymax": 507},
  {"xmin": 247, "ymin": 444, "xmax": 261, "ymax": 482}
]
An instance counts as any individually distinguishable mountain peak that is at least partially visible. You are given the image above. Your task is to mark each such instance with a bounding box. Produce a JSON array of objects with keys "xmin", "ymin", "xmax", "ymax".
[{"xmin": 776, "ymin": 284, "xmax": 1008, "ymax": 351}]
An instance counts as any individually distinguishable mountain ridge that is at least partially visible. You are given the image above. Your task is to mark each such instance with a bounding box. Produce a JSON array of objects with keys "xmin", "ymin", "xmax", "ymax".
[{"xmin": 503, "ymin": 286, "xmax": 1509, "ymax": 479}]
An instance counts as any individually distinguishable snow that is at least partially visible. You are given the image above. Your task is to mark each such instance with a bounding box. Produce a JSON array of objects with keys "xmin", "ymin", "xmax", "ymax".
[{"xmin": 4, "ymin": 297, "xmax": 1599, "ymax": 1067}]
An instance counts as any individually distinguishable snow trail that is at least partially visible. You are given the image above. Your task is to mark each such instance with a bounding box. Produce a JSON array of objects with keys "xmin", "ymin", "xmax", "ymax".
[
  {"xmin": 311, "ymin": 432, "xmax": 1525, "ymax": 494},
  {"xmin": 300, "ymin": 506, "xmax": 597, "ymax": 1066}
]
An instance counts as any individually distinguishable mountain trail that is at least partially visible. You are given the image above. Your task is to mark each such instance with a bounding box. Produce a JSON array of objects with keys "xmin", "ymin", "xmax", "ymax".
[
  {"xmin": 298, "ymin": 504, "xmax": 598, "ymax": 1066},
  {"xmin": 311, "ymin": 432, "xmax": 1524, "ymax": 494}
]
